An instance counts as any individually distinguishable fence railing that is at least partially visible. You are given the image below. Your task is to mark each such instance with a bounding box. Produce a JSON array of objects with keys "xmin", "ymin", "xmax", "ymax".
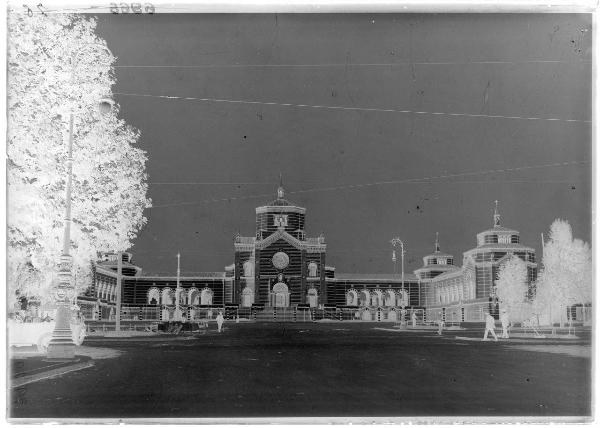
[{"xmin": 80, "ymin": 304, "xmax": 437, "ymax": 324}]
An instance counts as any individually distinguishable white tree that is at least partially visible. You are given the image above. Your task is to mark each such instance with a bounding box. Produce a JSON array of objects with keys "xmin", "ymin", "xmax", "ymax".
[
  {"xmin": 535, "ymin": 219, "xmax": 592, "ymax": 326},
  {"xmin": 7, "ymin": 12, "xmax": 151, "ymax": 305},
  {"xmin": 495, "ymin": 255, "xmax": 528, "ymax": 323}
]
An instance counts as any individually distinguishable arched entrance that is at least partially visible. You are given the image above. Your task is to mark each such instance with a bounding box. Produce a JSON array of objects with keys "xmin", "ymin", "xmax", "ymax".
[
  {"xmin": 307, "ymin": 288, "xmax": 318, "ymax": 308},
  {"xmin": 241, "ymin": 287, "xmax": 254, "ymax": 307},
  {"xmin": 271, "ymin": 282, "xmax": 290, "ymax": 307}
]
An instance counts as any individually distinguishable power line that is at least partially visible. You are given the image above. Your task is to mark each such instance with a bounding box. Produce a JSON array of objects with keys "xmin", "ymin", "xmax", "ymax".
[
  {"xmin": 148, "ymin": 179, "xmax": 584, "ymax": 186},
  {"xmin": 114, "ymin": 60, "xmax": 591, "ymax": 68},
  {"xmin": 113, "ymin": 92, "xmax": 591, "ymax": 123},
  {"xmin": 148, "ymin": 160, "xmax": 588, "ymax": 209},
  {"xmin": 149, "ymin": 181, "xmax": 274, "ymax": 185}
]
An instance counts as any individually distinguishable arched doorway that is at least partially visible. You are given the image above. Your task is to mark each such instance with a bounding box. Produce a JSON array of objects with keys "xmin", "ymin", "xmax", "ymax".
[
  {"xmin": 307, "ymin": 288, "xmax": 318, "ymax": 308},
  {"xmin": 271, "ymin": 282, "xmax": 289, "ymax": 307},
  {"xmin": 241, "ymin": 287, "xmax": 254, "ymax": 307}
]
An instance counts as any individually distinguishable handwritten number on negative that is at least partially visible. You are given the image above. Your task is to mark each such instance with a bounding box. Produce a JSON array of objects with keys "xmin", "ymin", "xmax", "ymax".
[{"xmin": 110, "ymin": 3, "xmax": 154, "ymax": 14}]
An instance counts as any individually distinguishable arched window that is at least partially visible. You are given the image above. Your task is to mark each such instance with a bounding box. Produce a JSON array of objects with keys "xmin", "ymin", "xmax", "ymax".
[
  {"xmin": 371, "ymin": 290, "xmax": 383, "ymax": 307},
  {"xmin": 385, "ymin": 290, "xmax": 396, "ymax": 307},
  {"xmin": 178, "ymin": 289, "xmax": 187, "ymax": 305},
  {"xmin": 148, "ymin": 288, "xmax": 160, "ymax": 305},
  {"xmin": 308, "ymin": 262, "xmax": 318, "ymax": 277},
  {"xmin": 243, "ymin": 260, "xmax": 253, "ymax": 277},
  {"xmin": 161, "ymin": 288, "xmax": 174, "ymax": 305},
  {"xmin": 188, "ymin": 287, "xmax": 200, "ymax": 305},
  {"xmin": 346, "ymin": 290, "xmax": 358, "ymax": 306},
  {"xmin": 359, "ymin": 290, "xmax": 370, "ymax": 306},
  {"xmin": 200, "ymin": 288, "xmax": 213, "ymax": 305}
]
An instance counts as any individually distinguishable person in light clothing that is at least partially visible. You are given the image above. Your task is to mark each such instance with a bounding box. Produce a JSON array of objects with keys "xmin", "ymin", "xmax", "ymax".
[
  {"xmin": 483, "ymin": 312, "xmax": 499, "ymax": 341},
  {"xmin": 411, "ymin": 312, "xmax": 417, "ymax": 328},
  {"xmin": 216, "ymin": 311, "xmax": 224, "ymax": 333},
  {"xmin": 500, "ymin": 309, "xmax": 510, "ymax": 338}
]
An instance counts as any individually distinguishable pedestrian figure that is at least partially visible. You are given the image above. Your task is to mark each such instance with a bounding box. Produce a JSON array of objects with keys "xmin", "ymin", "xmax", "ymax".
[
  {"xmin": 483, "ymin": 312, "xmax": 499, "ymax": 341},
  {"xmin": 500, "ymin": 309, "xmax": 510, "ymax": 338},
  {"xmin": 400, "ymin": 308, "xmax": 407, "ymax": 326},
  {"xmin": 216, "ymin": 311, "xmax": 224, "ymax": 333},
  {"xmin": 437, "ymin": 319, "xmax": 444, "ymax": 335},
  {"xmin": 411, "ymin": 312, "xmax": 417, "ymax": 328}
]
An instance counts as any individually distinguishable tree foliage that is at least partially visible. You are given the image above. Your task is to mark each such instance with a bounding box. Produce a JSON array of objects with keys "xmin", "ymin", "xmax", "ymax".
[
  {"xmin": 8, "ymin": 12, "xmax": 151, "ymax": 304},
  {"xmin": 533, "ymin": 219, "xmax": 592, "ymax": 324},
  {"xmin": 495, "ymin": 255, "xmax": 528, "ymax": 323}
]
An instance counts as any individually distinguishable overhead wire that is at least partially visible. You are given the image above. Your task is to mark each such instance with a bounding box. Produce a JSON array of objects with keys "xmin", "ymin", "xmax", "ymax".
[
  {"xmin": 148, "ymin": 160, "xmax": 588, "ymax": 209},
  {"xmin": 113, "ymin": 91, "xmax": 591, "ymax": 123},
  {"xmin": 114, "ymin": 60, "xmax": 591, "ymax": 68}
]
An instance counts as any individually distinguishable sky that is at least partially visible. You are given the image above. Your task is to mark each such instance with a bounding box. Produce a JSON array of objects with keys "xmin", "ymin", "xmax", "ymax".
[{"xmin": 93, "ymin": 13, "xmax": 592, "ymax": 276}]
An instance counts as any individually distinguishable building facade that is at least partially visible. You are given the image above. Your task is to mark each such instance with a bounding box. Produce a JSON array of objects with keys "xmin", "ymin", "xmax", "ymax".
[
  {"xmin": 416, "ymin": 202, "xmax": 537, "ymax": 322},
  {"xmin": 84, "ymin": 189, "xmax": 536, "ymax": 323}
]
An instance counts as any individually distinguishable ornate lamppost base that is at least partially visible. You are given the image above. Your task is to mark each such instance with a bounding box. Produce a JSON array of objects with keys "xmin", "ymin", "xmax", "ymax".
[
  {"xmin": 45, "ymin": 303, "xmax": 78, "ymax": 361},
  {"xmin": 45, "ymin": 343, "xmax": 78, "ymax": 362},
  {"xmin": 46, "ymin": 255, "xmax": 78, "ymax": 361}
]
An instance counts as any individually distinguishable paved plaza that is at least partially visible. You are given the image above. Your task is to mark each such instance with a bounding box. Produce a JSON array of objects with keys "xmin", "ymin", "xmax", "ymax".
[{"xmin": 10, "ymin": 323, "xmax": 591, "ymax": 419}]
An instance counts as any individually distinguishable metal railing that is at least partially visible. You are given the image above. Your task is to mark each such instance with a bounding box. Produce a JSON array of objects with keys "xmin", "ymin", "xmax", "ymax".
[{"xmin": 85, "ymin": 304, "xmax": 434, "ymax": 323}]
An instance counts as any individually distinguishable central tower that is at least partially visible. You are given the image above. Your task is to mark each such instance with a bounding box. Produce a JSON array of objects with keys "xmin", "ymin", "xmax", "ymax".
[{"xmin": 233, "ymin": 182, "xmax": 326, "ymax": 308}]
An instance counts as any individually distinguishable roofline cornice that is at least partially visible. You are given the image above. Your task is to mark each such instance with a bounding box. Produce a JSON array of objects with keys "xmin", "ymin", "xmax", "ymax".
[{"xmin": 256, "ymin": 206, "xmax": 306, "ymax": 214}]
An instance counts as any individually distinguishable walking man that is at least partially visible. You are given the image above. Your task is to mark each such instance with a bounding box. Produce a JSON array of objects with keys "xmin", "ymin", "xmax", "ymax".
[
  {"xmin": 216, "ymin": 311, "xmax": 224, "ymax": 333},
  {"xmin": 483, "ymin": 312, "xmax": 499, "ymax": 341},
  {"xmin": 437, "ymin": 318, "xmax": 444, "ymax": 335},
  {"xmin": 500, "ymin": 309, "xmax": 510, "ymax": 338},
  {"xmin": 411, "ymin": 311, "xmax": 417, "ymax": 328}
]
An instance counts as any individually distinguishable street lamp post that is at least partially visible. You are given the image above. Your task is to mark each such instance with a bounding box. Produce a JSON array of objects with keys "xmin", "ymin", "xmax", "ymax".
[
  {"xmin": 175, "ymin": 253, "xmax": 182, "ymax": 322},
  {"xmin": 46, "ymin": 42, "xmax": 114, "ymax": 361},
  {"xmin": 390, "ymin": 237, "xmax": 406, "ymax": 325},
  {"xmin": 390, "ymin": 237, "xmax": 405, "ymax": 295}
]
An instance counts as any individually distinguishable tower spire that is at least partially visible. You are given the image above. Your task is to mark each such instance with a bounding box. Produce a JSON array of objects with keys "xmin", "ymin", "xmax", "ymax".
[
  {"xmin": 435, "ymin": 232, "xmax": 440, "ymax": 252},
  {"xmin": 277, "ymin": 173, "xmax": 285, "ymax": 199},
  {"xmin": 493, "ymin": 200, "xmax": 501, "ymax": 227}
]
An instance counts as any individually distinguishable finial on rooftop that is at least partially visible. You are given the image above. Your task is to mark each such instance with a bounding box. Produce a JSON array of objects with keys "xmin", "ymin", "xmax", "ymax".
[
  {"xmin": 493, "ymin": 200, "xmax": 501, "ymax": 227},
  {"xmin": 435, "ymin": 232, "xmax": 440, "ymax": 252},
  {"xmin": 277, "ymin": 172, "xmax": 285, "ymax": 199}
]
